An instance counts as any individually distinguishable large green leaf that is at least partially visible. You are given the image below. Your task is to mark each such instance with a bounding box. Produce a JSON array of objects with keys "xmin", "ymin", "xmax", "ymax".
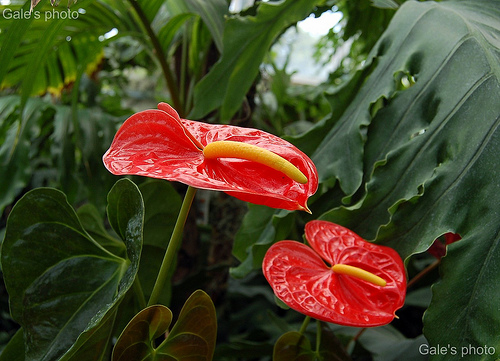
[
  {"xmin": 231, "ymin": 0, "xmax": 499, "ymax": 356},
  {"xmin": 291, "ymin": 0, "xmax": 500, "ymax": 356},
  {"xmin": 0, "ymin": 178, "xmax": 144, "ymax": 361},
  {"xmin": 112, "ymin": 290, "xmax": 217, "ymax": 361},
  {"xmin": 190, "ymin": 0, "xmax": 322, "ymax": 121},
  {"xmin": 309, "ymin": 0, "xmax": 500, "ymax": 241},
  {"xmin": 77, "ymin": 203, "xmax": 126, "ymax": 257}
]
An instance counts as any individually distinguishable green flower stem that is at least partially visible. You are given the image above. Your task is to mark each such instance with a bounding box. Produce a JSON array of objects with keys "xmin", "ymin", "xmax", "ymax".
[
  {"xmin": 315, "ymin": 320, "xmax": 322, "ymax": 353},
  {"xmin": 148, "ymin": 186, "xmax": 197, "ymax": 306},
  {"xmin": 299, "ymin": 316, "xmax": 311, "ymax": 335}
]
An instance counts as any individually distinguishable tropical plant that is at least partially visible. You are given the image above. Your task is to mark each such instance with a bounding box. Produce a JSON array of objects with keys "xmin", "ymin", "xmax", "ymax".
[{"xmin": 0, "ymin": 0, "xmax": 499, "ymax": 360}]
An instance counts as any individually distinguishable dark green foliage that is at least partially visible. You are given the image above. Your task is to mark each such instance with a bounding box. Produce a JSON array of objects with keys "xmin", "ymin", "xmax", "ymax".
[{"xmin": 1, "ymin": 0, "xmax": 499, "ymax": 360}]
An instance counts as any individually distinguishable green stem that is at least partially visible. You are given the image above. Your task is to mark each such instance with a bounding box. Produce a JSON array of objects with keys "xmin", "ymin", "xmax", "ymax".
[
  {"xmin": 148, "ymin": 186, "xmax": 197, "ymax": 306},
  {"xmin": 128, "ymin": 0, "xmax": 183, "ymax": 115},
  {"xmin": 315, "ymin": 320, "xmax": 322, "ymax": 353},
  {"xmin": 299, "ymin": 316, "xmax": 311, "ymax": 335}
]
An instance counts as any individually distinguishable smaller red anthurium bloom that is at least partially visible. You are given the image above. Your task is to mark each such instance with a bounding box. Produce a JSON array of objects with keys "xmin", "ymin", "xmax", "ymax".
[
  {"xmin": 263, "ymin": 220, "xmax": 406, "ymax": 327},
  {"xmin": 103, "ymin": 103, "xmax": 318, "ymax": 211}
]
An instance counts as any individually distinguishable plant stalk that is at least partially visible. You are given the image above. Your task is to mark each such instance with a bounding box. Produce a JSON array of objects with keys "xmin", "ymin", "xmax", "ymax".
[
  {"xmin": 148, "ymin": 186, "xmax": 197, "ymax": 306},
  {"xmin": 315, "ymin": 320, "xmax": 322, "ymax": 353},
  {"xmin": 299, "ymin": 316, "xmax": 311, "ymax": 335}
]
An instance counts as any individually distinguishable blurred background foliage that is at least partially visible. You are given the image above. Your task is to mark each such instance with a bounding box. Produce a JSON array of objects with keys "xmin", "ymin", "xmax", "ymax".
[{"xmin": 0, "ymin": 0, "xmax": 499, "ymax": 360}]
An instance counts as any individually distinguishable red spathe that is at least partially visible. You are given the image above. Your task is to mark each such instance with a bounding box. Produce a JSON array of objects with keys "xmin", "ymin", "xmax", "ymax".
[{"xmin": 103, "ymin": 103, "xmax": 318, "ymax": 211}]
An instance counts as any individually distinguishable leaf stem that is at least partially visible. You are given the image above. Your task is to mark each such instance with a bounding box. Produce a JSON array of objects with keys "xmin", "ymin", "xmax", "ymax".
[
  {"xmin": 148, "ymin": 186, "xmax": 197, "ymax": 306},
  {"xmin": 407, "ymin": 259, "xmax": 441, "ymax": 289}
]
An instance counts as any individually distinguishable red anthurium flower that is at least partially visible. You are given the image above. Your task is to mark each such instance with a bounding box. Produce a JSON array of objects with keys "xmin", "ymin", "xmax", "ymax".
[
  {"xmin": 103, "ymin": 103, "xmax": 318, "ymax": 211},
  {"xmin": 263, "ymin": 220, "xmax": 406, "ymax": 327}
]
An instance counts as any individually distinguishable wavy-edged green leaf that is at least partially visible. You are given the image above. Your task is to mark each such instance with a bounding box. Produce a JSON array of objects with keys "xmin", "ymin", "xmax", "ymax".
[
  {"xmin": 0, "ymin": 178, "xmax": 144, "ymax": 361},
  {"xmin": 190, "ymin": 0, "xmax": 322, "ymax": 121},
  {"xmin": 112, "ymin": 290, "xmax": 217, "ymax": 361},
  {"xmin": 291, "ymin": 0, "xmax": 500, "ymax": 356},
  {"xmin": 422, "ymin": 230, "xmax": 500, "ymax": 360},
  {"xmin": 313, "ymin": 0, "xmax": 500, "ymax": 252}
]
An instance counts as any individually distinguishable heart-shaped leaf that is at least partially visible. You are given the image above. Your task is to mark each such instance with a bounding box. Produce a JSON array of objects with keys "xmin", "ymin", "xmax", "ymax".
[
  {"xmin": 112, "ymin": 305, "xmax": 173, "ymax": 361},
  {"xmin": 0, "ymin": 178, "xmax": 143, "ymax": 361},
  {"xmin": 77, "ymin": 203, "xmax": 127, "ymax": 257},
  {"xmin": 113, "ymin": 290, "xmax": 217, "ymax": 361}
]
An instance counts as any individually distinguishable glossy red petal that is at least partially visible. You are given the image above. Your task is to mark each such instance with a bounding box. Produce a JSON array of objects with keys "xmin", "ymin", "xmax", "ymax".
[
  {"xmin": 181, "ymin": 118, "xmax": 317, "ymax": 211},
  {"xmin": 263, "ymin": 241, "xmax": 341, "ymax": 320},
  {"xmin": 102, "ymin": 109, "xmax": 207, "ymax": 187},
  {"xmin": 304, "ymin": 221, "xmax": 406, "ymax": 325},
  {"xmin": 103, "ymin": 104, "xmax": 318, "ymax": 211},
  {"xmin": 263, "ymin": 222, "xmax": 407, "ymax": 327}
]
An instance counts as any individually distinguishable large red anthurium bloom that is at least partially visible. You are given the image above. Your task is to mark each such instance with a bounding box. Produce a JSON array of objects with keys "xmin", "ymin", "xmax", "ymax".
[
  {"xmin": 263, "ymin": 220, "xmax": 406, "ymax": 327},
  {"xmin": 103, "ymin": 103, "xmax": 318, "ymax": 211}
]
